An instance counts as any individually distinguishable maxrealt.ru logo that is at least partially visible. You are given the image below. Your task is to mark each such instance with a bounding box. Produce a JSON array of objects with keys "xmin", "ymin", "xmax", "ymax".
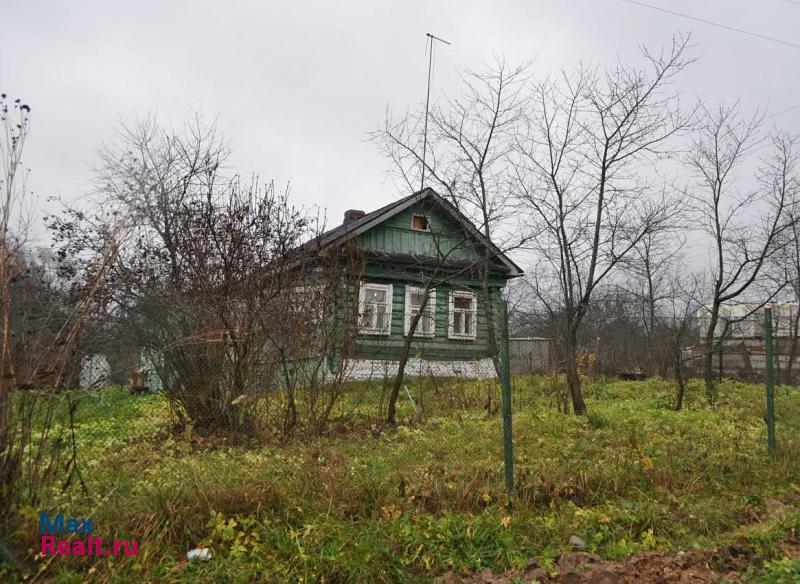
[{"xmin": 39, "ymin": 514, "xmax": 138, "ymax": 557}]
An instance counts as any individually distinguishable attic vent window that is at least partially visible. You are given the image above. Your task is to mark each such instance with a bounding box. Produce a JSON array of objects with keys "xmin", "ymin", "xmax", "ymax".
[{"xmin": 411, "ymin": 214, "xmax": 430, "ymax": 231}]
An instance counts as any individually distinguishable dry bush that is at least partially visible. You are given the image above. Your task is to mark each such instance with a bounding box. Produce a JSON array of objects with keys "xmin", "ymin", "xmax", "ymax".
[
  {"xmin": 51, "ymin": 115, "xmax": 365, "ymax": 441},
  {"xmin": 1, "ymin": 95, "xmax": 120, "ymax": 533}
]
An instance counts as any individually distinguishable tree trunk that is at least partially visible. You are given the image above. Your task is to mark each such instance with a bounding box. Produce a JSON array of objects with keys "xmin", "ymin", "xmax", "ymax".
[
  {"xmin": 387, "ymin": 346, "xmax": 411, "ymax": 426},
  {"xmin": 739, "ymin": 341, "xmax": 754, "ymax": 381},
  {"xmin": 564, "ymin": 332, "xmax": 587, "ymax": 415},
  {"xmin": 277, "ymin": 345, "xmax": 298, "ymax": 439},
  {"xmin": 387, "ymin": 296, "xmax": 429, "ymax": 426},
  {"xmin": 701, "ymin": 305, "xmax": 720, "ymax": 405},
  {"xmin": 481, "ymin": 268, "xmax": 501, "ymax": 378},
  {"xmin": 673, "ymin": 345, "xmax": 686, "ymax": 411}
]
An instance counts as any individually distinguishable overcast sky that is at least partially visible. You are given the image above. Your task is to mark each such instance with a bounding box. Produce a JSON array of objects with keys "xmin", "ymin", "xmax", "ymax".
[{"xmin": 3, "ymin": 0, "xmax": 799, "ymax": 247}]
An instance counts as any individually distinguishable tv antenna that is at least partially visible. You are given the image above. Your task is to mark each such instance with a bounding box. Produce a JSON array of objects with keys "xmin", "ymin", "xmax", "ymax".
[{"xmin": 421, "ymin": 32, "xmax": 450, "ymax": 190}]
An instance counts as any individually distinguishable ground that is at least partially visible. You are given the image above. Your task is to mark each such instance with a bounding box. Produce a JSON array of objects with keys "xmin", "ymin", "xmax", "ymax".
[{"xmin": 4, "ymin": 375, "xmax": 800, "ymax": 582}]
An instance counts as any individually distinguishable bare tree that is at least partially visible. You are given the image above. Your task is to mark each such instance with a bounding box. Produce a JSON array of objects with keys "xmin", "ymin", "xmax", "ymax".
[
  {"xmin": 54, "ymin": 114, "xmax": 364, "ymax": 440},
  {"xmin": 515, "ymin": 36, "xmax": 693, "ymax": 414},
  {"xmin": 94, "ymin": 112, "xmax": 229, "ymax": 281},
  {"xmin": 626, "ymin": 229, "xmax": 686, "ymax": 376},
  {"xmin": 373, "ymin": 59, "xmax": 529, "ymax": 375},
  {"xmin": 1, "ymin": 95, "xmax": 119, "ymax": 533},
  {"xmin": 0, "ymin": 95, "xmax": 29, "ymax": 397},
  {"xmin": 662, "ymin": 275, "xmax": 702, "ymax": 410},
  {"xmin": 688, "ymin": 105, "xmax": 797, "ymax": 403},
  {"xmin": 769, "ymin": 133, "xmax": 800, "ymax": 384}
]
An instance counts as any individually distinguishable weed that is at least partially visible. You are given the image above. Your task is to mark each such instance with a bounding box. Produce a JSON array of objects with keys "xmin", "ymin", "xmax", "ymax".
[{"xmin": 5, "ymin": 377, "xmax": 799, "ymax": 582}]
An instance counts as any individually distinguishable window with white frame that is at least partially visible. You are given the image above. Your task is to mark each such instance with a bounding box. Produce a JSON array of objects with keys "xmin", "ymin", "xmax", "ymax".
[
  {"xmin": 449, "ymin": 290, "xmax": 477, "ymax": 339},
  {"xmin": 358, "ymin": 282, "xmax": 392, "ymax": 335},
  {"xmin": 404, "ymin": 286, "xmax": 436, "ymax": 337},
  {"xmin": 290, "ymin": 285, "xmax": 324, "ymax": 324}
]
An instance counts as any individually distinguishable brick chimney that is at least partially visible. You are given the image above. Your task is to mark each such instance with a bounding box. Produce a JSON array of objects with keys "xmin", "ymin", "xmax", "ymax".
[{"xmin": 343, "ymin": 209, "xmax": 365, "ymax": 224}]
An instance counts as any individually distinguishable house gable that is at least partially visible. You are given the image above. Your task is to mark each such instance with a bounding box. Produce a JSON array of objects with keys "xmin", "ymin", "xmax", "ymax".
[
  {"xmin": 339, "ymin": 188, "xmax": 522, "ymax": 278},
  {"xmin": 357, "ymin": 201, "xmax": 487, "ymax": 265}
]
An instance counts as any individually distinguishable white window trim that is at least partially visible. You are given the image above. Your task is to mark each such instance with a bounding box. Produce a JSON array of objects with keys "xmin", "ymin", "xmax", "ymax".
[
  {"xmin": 448, "ymin": 290, "xmax": 478, "ymax": 340},
  {"xmin": 404, "ymin": 285, "xmax": 436, "ymax": 337},
  {"xmin": 358, "ymin": 282, "xmax": 393, "ymax": 335},
  {"xmin": 291, "ymin": 285, "xmax": 324, "ymax": 323}
]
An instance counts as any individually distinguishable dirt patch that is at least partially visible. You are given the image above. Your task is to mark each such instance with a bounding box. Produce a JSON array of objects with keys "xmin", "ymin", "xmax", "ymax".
[{"xmin": 434, "ymin": 539, "xmax": 800, "ymax": 583}]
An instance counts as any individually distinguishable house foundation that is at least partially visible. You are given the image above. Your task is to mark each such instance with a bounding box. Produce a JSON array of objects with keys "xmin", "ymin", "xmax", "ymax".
[{"xmin": 342, "ymin": 358, "xmax": 497, "ymax": 380}]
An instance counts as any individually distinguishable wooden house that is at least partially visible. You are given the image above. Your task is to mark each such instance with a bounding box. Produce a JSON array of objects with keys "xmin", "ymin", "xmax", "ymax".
[{"xmin": 302, "ymin": 187, "xmax": 523, "ymax": 379}]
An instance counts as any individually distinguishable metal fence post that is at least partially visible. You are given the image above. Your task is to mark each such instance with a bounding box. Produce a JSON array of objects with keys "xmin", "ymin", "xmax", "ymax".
[
  {"xmin": 765, "ymin": 306, "xmax": 777, "ymax": 458},
  {"xmin": 497, "ymin": 300, "xmax": 514, "ymax": 496}
]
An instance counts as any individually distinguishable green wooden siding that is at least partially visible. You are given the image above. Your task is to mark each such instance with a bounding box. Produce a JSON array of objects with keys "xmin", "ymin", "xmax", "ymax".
[
  {"xmin": 353, "ymin": 279, "xmax": 497, "ymax": 362},
  {"xmin": 354, "ymin": 198, "xmax": 505, "ymax": 361},
  {"xmin": 357, "ymin": 203, "xmax": 485, "ymax": 262},
  {"xmin": 343, "ymin": 199, "xmax": 511, "ymax": 363}
]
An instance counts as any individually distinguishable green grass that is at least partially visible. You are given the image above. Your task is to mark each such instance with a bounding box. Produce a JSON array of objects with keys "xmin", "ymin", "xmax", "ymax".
[{"xmin": 5, "ymin": 375, "xmax": 800, "ymax": 582}]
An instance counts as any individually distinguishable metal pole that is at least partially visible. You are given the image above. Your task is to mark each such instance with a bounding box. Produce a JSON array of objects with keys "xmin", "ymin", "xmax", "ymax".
[
  {"xmin": 420, "ymin": 33, "xmax": 450, "ymax": 191},
  {"xmin": 498, "ymin": 300, "xmax": 514, "ymax": 496},
  {"xmin": 765, "ymin": 306, "xmax": 777, "ymax": 457}
]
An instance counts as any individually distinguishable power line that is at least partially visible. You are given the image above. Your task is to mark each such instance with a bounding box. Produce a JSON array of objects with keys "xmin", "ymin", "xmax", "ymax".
[
  {"xmin": 765, "ymin": 103, "xmax": 800, "ymax": 119},
  {"xmin": 621, "ymin": 0, "xmax": 800, "ymax": 50}
]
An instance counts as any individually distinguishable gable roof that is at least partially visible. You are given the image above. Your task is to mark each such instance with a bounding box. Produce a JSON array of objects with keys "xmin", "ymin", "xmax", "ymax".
[{"xmin": 301, "ymin": 187, "xmax": 523, "ymax": 277}]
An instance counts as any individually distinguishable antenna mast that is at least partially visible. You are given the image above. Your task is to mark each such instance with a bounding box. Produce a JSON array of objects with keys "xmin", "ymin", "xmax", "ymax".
[{"xmin": 421, "ymin": 32, "xmax": 450, "ymax": 191}]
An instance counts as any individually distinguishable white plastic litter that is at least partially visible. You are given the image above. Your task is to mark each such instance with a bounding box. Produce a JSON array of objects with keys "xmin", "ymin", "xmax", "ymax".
[{"xmin": 186, "ymin": 548, "xmax": 212, "ymax": 561}]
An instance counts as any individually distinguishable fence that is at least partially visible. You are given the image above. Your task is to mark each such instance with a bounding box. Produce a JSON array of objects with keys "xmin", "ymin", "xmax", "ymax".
[
  {"xmin": 508, "ymin": 337, "xmax": 551, "ymax": 374},
  {"xmin": 23, "ymin": 300, "xmax": 800, "ymax": 583},
  {"xmin": 497, "ymin": 303, "xmax": 799, "ymax": 497},
  {"xmin": 682, "ymin": 337, "xmax": 800, "ymax": 383}
]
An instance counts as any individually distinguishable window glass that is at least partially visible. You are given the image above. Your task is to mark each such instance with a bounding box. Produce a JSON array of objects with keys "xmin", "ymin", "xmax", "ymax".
[
  {"xmin": 454, "ymin": 296, "xmax": 471, "ymax": 310},
  {"xmin": 291, "ymin": 286, "xmax": 325, "ymax": 322},
  {"xmin": 450, "ymin": 291, "xmax": 477, "ymax": 338},
  {"xmin": 406, "ymin": 286, "xmax": 435, "ymax": 336},
  {"xmin": 359, "ymin": 284, "xmax": 392, "ymax": 334},
  {"xmin": 411, "ymin": 215, "xmax": 429, "ymax": 231}
]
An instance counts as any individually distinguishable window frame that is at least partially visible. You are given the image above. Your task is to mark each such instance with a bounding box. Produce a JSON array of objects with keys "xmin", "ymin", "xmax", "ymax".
[
  {"xmin": 410, "ymin": 214, "xmax": 431, "ymax": 232},
  {"xmin": 358, "ymin": 282, "xmax": 393, "ymax": 335},
  {"xmin": 448, "ymin": 290, "xmax": 477, "ymax": 340},
  {"xmin": 404, "ymin": 285, "xmax": 437, "ymax": 338},
  {"xmin": 290, "ymin": 285, "xmax": 325, "ymax": 325}
]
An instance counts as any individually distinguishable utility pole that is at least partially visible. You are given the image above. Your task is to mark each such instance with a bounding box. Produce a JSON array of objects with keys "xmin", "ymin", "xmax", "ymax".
[{"xmin": 421, "ymin": 32, "xmax": 450, "ymax": 191}]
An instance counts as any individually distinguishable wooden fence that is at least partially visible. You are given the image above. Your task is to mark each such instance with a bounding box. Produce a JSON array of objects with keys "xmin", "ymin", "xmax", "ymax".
[{"xmin": 508, "ymin": 337, "xmax": 551, "ymax": 374}]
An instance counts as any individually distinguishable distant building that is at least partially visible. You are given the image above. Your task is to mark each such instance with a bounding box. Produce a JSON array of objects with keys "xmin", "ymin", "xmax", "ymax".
[
  {"xmin": 697, "ymin": 302, "xmax": 798, "ymax": 339},
  {"xmin": 690, "ymin": 302, "xmax": 800, "ymax": 378},
  {"xmin": 79, "ymin": 354, "xmax": 110, "ymax": 389}
]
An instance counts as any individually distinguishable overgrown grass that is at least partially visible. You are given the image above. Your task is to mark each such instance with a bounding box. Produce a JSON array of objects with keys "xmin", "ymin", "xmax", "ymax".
[{"xmin": 5, "ymin": 375, "xmax": 800, "ymax": 582}]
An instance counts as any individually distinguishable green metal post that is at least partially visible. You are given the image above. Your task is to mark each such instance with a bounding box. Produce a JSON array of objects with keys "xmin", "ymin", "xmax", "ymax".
[
  {"xmin": 498, "ymin": 300, "xmax": 514, "ymax": 496},
  {"xmin": 765, "ymin": 306, "xmax": 777, "ymax": 457}
]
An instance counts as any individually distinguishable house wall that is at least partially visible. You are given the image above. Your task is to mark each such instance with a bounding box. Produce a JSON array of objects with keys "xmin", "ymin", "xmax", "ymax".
[
  {"xmin": 351, "ymin": 201, "xmax": 508, "ymax": 369},
  {"xmin": 686, "ymin": 337, "xmax": 800, "ymax": 377},
  {"xmin": 342, "ymin": 357, "xmax": 497, "ymax": 380},
  {"xmin": 351, "ymin": 278, "xmax": 499, "ymax": 363},
  {"xmin": 358, "ymin": 201, "xmax": 486, "ymax": 262}
]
